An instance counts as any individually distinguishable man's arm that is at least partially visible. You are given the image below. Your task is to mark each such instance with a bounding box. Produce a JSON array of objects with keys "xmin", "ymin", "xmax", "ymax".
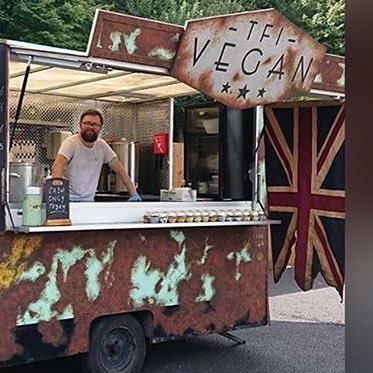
[
  {"xmin": 51, "ymin": 154, "xmax": 68, "ymax": 178},
  {"xmin": 108, "ymin": 157, "xmax": 137, "ymax": 195}
]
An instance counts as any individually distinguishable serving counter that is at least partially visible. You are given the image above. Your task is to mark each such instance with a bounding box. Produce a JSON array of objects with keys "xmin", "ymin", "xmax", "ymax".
[{"xmin": 7, "ymin": 201, "xmax": 280, "ymax": 233}]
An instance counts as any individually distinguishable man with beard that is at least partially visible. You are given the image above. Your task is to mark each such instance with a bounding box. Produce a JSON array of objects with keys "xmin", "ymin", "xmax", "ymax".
[{"xmin": 52, "ymin": 109, "xmax": 141, "ymax": 202}]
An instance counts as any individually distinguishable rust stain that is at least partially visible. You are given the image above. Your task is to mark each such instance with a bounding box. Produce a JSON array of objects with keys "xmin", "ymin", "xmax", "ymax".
[
  {"xmin": 263, "ymin": 57, "xmax": 272, "ymax": 65},
  {"xmin": 256, "ymin": 251, "xmax": 264, "ymax": 262},
  {"xmin": 0, "ymin": 226, "xmax": 268, "ymax": 364},
  {"xmin": 313, "ymin": 54, "xmax": 345, "ymax": 93},
  {"xmin": 38, "ymin": 320, "xmax": 67, "ymax": 347}
]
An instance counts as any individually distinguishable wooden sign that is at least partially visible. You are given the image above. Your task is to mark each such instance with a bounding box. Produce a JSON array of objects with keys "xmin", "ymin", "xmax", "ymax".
[
  {"xmin": 44, "ymin": 178, "xmax": 71, "ymax": 226},
  {"xmin": 171, "ymin": 8, "xmax": 326, "ymax": 109}
]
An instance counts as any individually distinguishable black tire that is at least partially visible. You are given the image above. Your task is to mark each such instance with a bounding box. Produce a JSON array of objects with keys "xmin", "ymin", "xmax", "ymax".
[{"xmin": 88, "ymin": 314, "xmax": 146, "ymax": 373}]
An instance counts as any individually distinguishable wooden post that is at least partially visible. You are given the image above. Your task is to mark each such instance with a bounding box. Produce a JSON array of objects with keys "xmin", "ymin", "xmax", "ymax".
[{"xmin": 172, "ymin": 143, "xmax": 184, "ymax": 188}]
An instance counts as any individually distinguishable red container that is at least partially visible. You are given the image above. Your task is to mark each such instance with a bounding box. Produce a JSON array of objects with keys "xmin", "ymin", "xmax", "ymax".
[{"xmin": 153, "ymin": 132, "xmax": 169, "ymax": 155}]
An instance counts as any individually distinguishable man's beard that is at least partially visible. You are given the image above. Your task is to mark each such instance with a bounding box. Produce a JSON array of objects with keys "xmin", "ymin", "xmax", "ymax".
[{"xmin": 81, "ymin": 130, "xmax": 98, "ymax": 143}]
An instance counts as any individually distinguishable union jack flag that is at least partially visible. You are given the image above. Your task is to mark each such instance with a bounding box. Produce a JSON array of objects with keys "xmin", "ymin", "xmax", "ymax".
[{"xmin": 264, "ymin": 102, "xmax": 345, "ymax": 296}]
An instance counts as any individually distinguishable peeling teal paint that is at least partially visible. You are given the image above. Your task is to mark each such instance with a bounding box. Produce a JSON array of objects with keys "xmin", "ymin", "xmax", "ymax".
[
  {"xmin": 148, "ymin": 48, "xmax": 176, "ymax": 60},
  {"xmin": 16, "ymin": 242, "xmax": 117, "ymax": 326},
  {"xmin": 130, "ymin": 256, "xmax": 161, "ymax": 306},
  {"xmin": 171, "ymin": 33, "xmax": 181, "ymax": 42},
  {"xmin": 196, "ymin": 273, "xmax": 216, "ymax": 302},
  {"xmin": 108, "ymin": 29, "xmax": 141, "ymax": 54},
  {"xmin": 130, "ymin": 246, "xmax": 191, "ymax": 307},
  {"xmin": 16, "ymin": 262, "xmax": 45, "ymax": 284},
  {"xmin": 197, "ymin": 238, "xmax": 212, "ymax": 265},
  {"xmin": 170, "ymin": 230, "xmax": 185, "ymax": 245},
  {"xmin": 109, "ymin": 31, "xmax": 122, "ymax": 51},
  {"xmin": 58, "ymin": 247, "xmax": 88, "ymax": 282},
  {"xmin": 227, "ymin": 247, "xmax": 252, "ymax": 281},
  {"xmin": 124, "ymin": 28, "xmax": 141, "ymax": 54},
  {"xmin": 85, "ymin": 241, "xmax": 116, "ymax": 302}
]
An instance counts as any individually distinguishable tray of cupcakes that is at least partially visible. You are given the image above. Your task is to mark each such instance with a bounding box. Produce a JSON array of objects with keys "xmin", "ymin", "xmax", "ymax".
[{"xmin": 142, "ymin": 209, "xmax": 267, "ymax": 224}]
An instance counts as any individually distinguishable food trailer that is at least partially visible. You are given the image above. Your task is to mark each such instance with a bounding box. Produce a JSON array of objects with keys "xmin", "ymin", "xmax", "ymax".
[{"xmin": 0, "ymin": 9, "xmax": 344, "ymax": 373}]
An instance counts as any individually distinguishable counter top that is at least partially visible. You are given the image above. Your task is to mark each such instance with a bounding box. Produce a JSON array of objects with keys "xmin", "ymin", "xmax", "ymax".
[
  {"xmin": 94, "ymin": 193, "xmax": 161, "ymax": 202},
  {"xmin": 7, "ymin": 200, "xmax": 280, "ymax": 233},
  {"xmin": 15, "ymin": 220, "xmax": 280, "ymax": 233}
]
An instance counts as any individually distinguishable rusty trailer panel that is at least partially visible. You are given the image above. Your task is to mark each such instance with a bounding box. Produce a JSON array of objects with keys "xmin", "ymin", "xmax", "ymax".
[
  {"xmin": 88, "ymin": 10, "xmax": 184, "ymax": 69},
  {"xmin": 313, "ymin": 54, "xmax": 345, "ymax": 94},
  {"xmin": 171, "ymin": 9, "xmax": 326, "ymax": 109},
  {"xmin": 0, "ymin": 226, "xmax": 268, "ymax": 366}
]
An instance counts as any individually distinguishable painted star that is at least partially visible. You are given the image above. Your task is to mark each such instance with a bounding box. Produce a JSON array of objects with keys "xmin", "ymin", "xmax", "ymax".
[
  {"xmin": 221, "ymin": 82, "xmax": 231, "ymax": 94},
  {"xmin": 237, "ymin": 85, "xmax": 250, "ymax": 99},
  {"xmin": 257, "ymin": 88, "xmax": 266, "ymax": 98}
]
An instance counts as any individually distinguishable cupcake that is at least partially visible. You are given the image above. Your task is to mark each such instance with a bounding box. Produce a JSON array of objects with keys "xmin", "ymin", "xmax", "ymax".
[
  {"xmin": 186, "ymin": 210, "xmax": 195, "ymax": 223},
  {"xmin": 217, "ymin": 211, "xmax": 227, "ymax": 222},
  {"xmin": 226, "ymin": 210, "xmax": 234, "ymax": 222},
  {"xmin": 167, "ymin": 212, "xmax": 177, "ymax": 223},
  {"xmin": 202, "ymin": 211, "xmax": 210, "ymax": 222},
  {"xmin": 194, "ymin": 210, "xmax": 202, "ymax": 222},
  {"xmin": 233, "ymin": 209, "xmax": 243, "ymax": 221},
  {"xmin": 251, "ymin": 210, "xmax": 259, "ymax": 221},
  {"xmin": 209, "ymin": 210, "xmax": 218, "ymax": 222},
  {"xmin": 176, "ymin": 211, "xmax": 186, "ymax": 223},
  {"xmin": 242, "ymin": 210, "xmax": 251, "ymax": 221}
]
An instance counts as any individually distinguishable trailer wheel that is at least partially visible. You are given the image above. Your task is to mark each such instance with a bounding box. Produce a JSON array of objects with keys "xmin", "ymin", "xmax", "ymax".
[{"xmin": 88, "ymin": 314, "xmax": 146, "ymax": 373}]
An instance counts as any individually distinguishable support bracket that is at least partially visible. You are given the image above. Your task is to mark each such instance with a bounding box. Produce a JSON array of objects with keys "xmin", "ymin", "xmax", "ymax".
[{"xmin": 219, "ymin": 331, "xmax": 246, "ymax": 345}]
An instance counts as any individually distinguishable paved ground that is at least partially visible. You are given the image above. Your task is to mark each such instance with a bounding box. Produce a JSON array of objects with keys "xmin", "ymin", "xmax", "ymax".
[{"xmin": 1, "ymin": 269, "xmax": 345, "ymax": 373}]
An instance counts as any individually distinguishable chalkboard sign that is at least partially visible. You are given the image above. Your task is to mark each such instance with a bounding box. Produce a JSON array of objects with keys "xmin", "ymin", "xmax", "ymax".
[{"xmin": 44, "ymin": 178, "xmax": 71, "ymax": 226}]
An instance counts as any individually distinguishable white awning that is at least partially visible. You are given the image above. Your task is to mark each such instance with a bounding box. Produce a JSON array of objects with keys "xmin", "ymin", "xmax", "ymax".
[{"xmin": 6, "ymin": 39, "xmax": 199, "ymax": 104}]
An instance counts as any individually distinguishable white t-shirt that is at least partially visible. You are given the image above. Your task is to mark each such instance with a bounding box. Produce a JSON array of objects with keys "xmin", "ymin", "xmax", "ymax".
[{"xmin": 58, "ymin": 134, "xmax": 116, "ymax": 201}]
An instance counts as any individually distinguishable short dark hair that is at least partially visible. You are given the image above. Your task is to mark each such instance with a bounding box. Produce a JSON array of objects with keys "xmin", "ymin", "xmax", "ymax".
[{"xmin": 80, "ymin": 109, "xmax": 103, "ymax": 126}]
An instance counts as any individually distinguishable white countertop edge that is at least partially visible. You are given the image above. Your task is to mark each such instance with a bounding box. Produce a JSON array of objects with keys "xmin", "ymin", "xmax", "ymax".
[{"xmin": 14, "ymin": 220, "xmax": 281, "ymax": 233}]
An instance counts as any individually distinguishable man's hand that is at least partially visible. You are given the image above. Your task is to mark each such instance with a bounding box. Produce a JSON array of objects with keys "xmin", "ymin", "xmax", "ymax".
[{"xmin": 128, "ymin": 192, "xmax": 141, "ymax": 202}]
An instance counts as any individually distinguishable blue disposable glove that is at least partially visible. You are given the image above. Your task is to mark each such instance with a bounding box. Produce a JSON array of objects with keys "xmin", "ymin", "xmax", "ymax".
[{"xmin": 128, "ymin": 192, "xmax": 142, "ymax": 202}]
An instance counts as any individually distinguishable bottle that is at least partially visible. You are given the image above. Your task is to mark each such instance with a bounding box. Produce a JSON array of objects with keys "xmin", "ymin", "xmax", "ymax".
[{"xmin": 22, "ymin": 187, "xmax": 43, "ymax": 226}]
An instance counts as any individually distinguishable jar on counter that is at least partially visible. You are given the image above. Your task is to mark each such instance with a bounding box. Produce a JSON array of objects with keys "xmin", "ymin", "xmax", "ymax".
[
  {"xmin": 159, "ymin": 212, "xmax": 168, "ymax": 223},
  {"xmin": 22, "ymin": 187, "xmax": 43, "ymax": 226},
  {"xmin": 143, "ymin": 212, "xmax": 150, "ymax": 223},
  {"xmin": 149, "ymin": 213, "xmax": 160, "ymax": 224}
]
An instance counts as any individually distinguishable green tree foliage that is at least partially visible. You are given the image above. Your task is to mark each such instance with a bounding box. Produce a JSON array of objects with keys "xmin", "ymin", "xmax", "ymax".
[
  {"xmin": 0, "ymin": 0, "xmax": 104, "ymax": 50},
  {"xmin": 298, "ymin": 0, "xmax": 344, "ymax": 55},
  {"xmin": 0, "ymin": 0, "xmax": 344, "ymax": 54},
  {"xmin": 241, "ymin": 0, "xmax": 344, "ymax": 54},
  {"xmin": 111, "ymin": 0, "xmax": 244, "ymax": 25}
]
